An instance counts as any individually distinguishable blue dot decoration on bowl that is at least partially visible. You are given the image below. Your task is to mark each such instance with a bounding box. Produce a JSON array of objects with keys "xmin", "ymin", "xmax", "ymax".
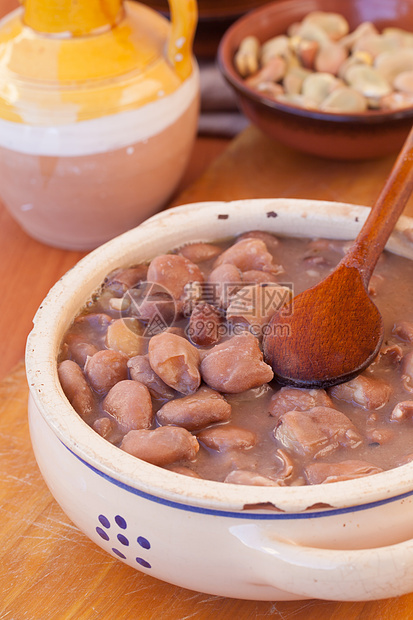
[{"xmin": 95, "ymin": 513, "xmax": 152, "ymax": 569}]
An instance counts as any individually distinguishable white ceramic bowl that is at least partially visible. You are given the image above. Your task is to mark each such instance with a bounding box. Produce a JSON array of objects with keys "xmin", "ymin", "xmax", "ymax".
[{"xmin": 26, "ymin": 199, "xmax": 413, "ymax": 601}]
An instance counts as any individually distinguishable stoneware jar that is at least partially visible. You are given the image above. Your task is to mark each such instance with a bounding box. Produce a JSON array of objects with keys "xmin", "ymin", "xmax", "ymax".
[
  {"xmin": 26, "ymin": 199, "xmax": 413, "ymax": 601},
  {"xmin": 0, "ymin": 0, "xmax": 199, "ymax": 249}
]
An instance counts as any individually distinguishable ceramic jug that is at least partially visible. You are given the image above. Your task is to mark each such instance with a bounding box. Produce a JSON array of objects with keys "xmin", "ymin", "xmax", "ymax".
[{"xmin": 0, "ymin": 0, "xmax": 199, "ymax": 249}]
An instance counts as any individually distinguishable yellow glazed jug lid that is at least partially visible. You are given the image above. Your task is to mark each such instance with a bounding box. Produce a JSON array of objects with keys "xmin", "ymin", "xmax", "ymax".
[{"xmin": 0, "ymin": 0, "xmax": 197, "ymax": 123}]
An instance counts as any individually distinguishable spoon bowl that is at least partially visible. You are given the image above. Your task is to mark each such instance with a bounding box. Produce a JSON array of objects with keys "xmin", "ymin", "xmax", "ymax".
[
  {"xmin": 263, "ymin": 266, "xmax": 383, "ymax": 388},
  {"xmin": 263, "ymin": 124, "xmax": 413, "ymax": 388}
]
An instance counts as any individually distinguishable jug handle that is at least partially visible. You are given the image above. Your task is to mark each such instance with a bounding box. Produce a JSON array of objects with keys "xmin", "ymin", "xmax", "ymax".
[{"xmin": 167, "ymin": 0, "xmax": 197, "ymax": 80}]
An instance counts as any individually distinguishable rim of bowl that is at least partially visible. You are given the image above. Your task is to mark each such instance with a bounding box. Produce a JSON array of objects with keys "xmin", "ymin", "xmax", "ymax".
[
  {"xmin": 26, "ymin": 198, "xmax": 413, "ymax": 514},
  {"xmin": 217, "ymin": 0, "xmax": 413, "ymax": 124}
]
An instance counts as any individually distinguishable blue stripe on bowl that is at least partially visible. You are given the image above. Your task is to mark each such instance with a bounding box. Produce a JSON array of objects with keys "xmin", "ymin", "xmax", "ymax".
[{"xmin": 64, "ymin": 442, "xmax": 413, "ymax": 520}]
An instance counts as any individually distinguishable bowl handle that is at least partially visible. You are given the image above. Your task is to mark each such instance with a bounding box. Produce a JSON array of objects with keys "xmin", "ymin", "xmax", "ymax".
[
  {"xmin": 231, "ymin": 523, "xmax": 413, "ymax": 601},
  {"xmin": 167, "ymin": 0, "xmax": 197, "ymax": 81}
]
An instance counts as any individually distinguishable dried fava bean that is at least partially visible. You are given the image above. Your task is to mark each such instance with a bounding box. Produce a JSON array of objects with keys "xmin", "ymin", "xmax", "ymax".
[
  {"xmin": 197, "ymin": 425, "xmax": 256, "ymax": 452},
  {"xmin": 157, "ymin": 386, "xmax": 231, "ymax": 431},
  {"xmin": 187, "ymin": 302, "xmax": 223, "ymax": 346},
  {"xmin": 58, "ymin": 360, "xmax": 95, "ymax": 420},
  {"xmin": 261, "ymin": 35, "xmax": 290, "ymax": 65},
  {"xmin": 381, "ymin": 91, "xmax": 413, "ymax": 110},
  {"xmin": 213, "ymin": 238, "xmax": 279, "ymax": 273},
  {"xmin": 393, "ymin": 320, "xmax": 413, "ymax": 343},
  {"xmin": 224, "ymin": 470, "xmax": 281, "ymax": 486},
  {"xmin": 301, "ymin": 11, "xmax": 349, "ymax": 41},
  {"xmin": 340, "ymin": 21, "xmax": 379, "ymax": 50},
  {"xmin": 127, "ymin": 355, "xmax": 176, "ymax": 399},
  {"xmin": 301, "ymin": 72, "xmax": 342, "ymax": 105},
  {"xmin": 226, "ymin": 284, "xmax": 292, "ymax": 336},
  {"xmin": 106, "ymin": 318, "xmax": 146, "ymax": 358},
  {"xmin": 330, "ymin": 375, "xmax": 392, "ymax": 410},
  {"xmin": 178, "ymin": 242, "xmax": 222, "ymax": 264},
  {"xmin": 275, "ymin": 406, "xmax": 363, "ymax": 459},
  {"xmin": 353, "ymin": 33, "xmax": 400, "ymax": 58},
  {"xmin": 207, "ymin": 263, "xmax": 243, "ymax": 309},
  {"xmin": 345, "ymin": 64, "xmax": 391, "ymax": 99},
  {"xmin": 314, "ymin": 42, "xmax": 348, "ymax": 75},
  {"xmin": 84, "ymin": 349, "xmax": 128, "ymax": 395},
  {"xmin": 148, "ymin": 332, "xmax": 201, "ymax": 395},
  {"xmin": 284, "ymin": 66, "xmax": 312, "ymax": 95},
  {"xmin": 147, "ymin": 254, "xmax": 204, "ymax": 300},
  {"xmin": 338, "ymin": 52, "xmax": 373, "ymax": 81},
  {"xmin": 269, "ymin": 386, "xmax": 333, "ymax": 419},
  {"xmin": 383, "ymin": 27, "xmax": 413, "ymax": 47},
  {"xmin": 391, "ymin": 400, "xmax": 413, "ymax": 421},
  {"xmin": 305, "ymin": 460, "xmax": 383, "ymax": 484},
  {"xmin": 234, "ymin": 35, "xmax": 260, "ymax": 77},
  {"xmin": 295, "ymin": 38, "xmax": 319, "ymax": 71},
  {"xmin": 320, "ymin": 86, "xmax": 368, "ymax": 112},
  {"xmin": 200, "ymin": 332, "xmax": 274, "ymax": 393},
  {"xmin": 375, "ymin": 49, "xmax": 413, "ymax": 85},
  {"xmin": 103, "ymin": 380, "xmax": 153, "ymax": 433},
  {"xmin": 394, "ymin": 70, "xmax": 413, "ymax": 94},
  {"xmin": 120, "ymin": 426, "xmax": 199, "ymax": 466},
  {"xmin": 255, "ymin": 81, "xmax": 284, "ymax": 99},
  {"xmin": 245, "ymin": 56, "xmax": 287, "ymax": 89},
  {"xmin": 293, "ymin": 22, "xmax": 331, "ymax": 47}
]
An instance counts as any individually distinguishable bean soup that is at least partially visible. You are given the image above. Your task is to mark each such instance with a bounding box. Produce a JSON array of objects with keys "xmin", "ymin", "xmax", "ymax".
[{"xmin": 58, "ymin": 230, "xmax": 413, "ymax": 487}]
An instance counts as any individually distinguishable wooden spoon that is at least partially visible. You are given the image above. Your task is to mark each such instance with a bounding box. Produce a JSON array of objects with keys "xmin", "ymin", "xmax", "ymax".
[{"xmin": 262, "ymin": 125, "xmax": 413, "ymax": 389}]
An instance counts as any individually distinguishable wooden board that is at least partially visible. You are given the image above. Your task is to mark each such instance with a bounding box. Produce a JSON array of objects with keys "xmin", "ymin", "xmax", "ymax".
[{"xmin": 3, "ymin": 126, "xmax": 413, "ymax": 618}]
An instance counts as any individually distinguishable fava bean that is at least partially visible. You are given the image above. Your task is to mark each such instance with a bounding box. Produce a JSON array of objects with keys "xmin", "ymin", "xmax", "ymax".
[
  {"xmin": 330, "ymin": 375, "xmax": 391, "ymax": 409},
  {"xmin": 178, "ymin": 242, "xmax": 222, "ymax": 264},
  {"xmin": 58, "ymin": 359, "xmax": 95, "ymax": 420},
  {"xmin": 224, "ymin": 470, "xmax": 281, "ymax": 486},
  {"xmin": 120, "ymin": 426, "xmax": 199, "ymax": 466},
  {"xmin": 200, "ymin": 332, "xmax": 274, "ymax": 393},
  {"xmin": 147, "ymin": 254, "xmax": 204, "ymax": 300},
  {"xmin": 106, "ymin": 318, "xmax": 147, "ymax": 358},
  {"xmin": 128, "ymin": 355, "xmax": 176, "ymax": 399},
  {"xmin": 207, "ymin": 263, "xmax": 243, "ymax": 309},
  {"xmin": 63, "ymin": 333, "xmax": 98, "ymax": 367},
  {"xmin": 197, "ymin": 425, "xmax": 256, "ymax": 451},
  {"xmin": 187, "ymin": 302, "xmax": 223, "ymax": 346},
  {"xmin": 84, "ymin": 349, "xmax": 128, "ymax": 395},
  {"xmin": 103, "ymin": 380, "xmax": 153, "ymax": 433},
  {"xmin": 213, "ymin": 238, "xmax": 279, "ymax": 273},
  {"xmin": 157, "ymin": 386, "xmax": 231, "ymax": 431},
  {"xmin": 148, "ymin": 332, "xmax": 201, "ymax": 394}
]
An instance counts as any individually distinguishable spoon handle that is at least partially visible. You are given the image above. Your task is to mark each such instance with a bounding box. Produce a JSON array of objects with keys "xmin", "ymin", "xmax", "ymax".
[{"xmin": 342, "ymin": 124, "xmax": 413, "ymax": 288}]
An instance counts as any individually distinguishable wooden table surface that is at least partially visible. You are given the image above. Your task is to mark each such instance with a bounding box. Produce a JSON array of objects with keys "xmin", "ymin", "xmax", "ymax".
[{"xmin": 3, "ymin": 123, "xmax": 413, "ymax": 619}]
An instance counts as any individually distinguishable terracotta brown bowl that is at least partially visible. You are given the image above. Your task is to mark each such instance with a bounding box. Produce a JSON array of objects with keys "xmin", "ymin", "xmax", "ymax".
[{"xmin": 218, "ymin": 0, "xmax": 413, "ymax": 159}]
